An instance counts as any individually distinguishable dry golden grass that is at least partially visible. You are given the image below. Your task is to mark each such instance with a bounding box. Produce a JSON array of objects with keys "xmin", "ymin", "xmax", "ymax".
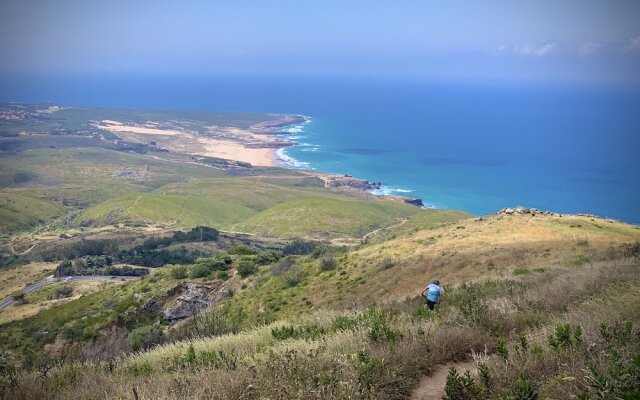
[
  {"xmin": 0, "ymin": 262, "xmax": 56, "ymax": 299},
  {"xmin": 332, "ymin": 213, "xmax": 640, "ymax": 305},
  {"xmin": 5, "ymin": 253, "xmax": 638, "ymax": 400}
]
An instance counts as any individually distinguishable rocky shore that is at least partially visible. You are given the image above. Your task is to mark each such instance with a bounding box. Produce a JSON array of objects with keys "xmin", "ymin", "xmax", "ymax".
[{"xmin": 249, "ymin": 114, "xmax": 308, "ymax": 135}]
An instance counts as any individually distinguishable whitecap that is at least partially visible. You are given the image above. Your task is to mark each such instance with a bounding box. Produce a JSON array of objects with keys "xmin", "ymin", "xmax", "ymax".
[{"xmin": 276, "ymin": 148, "xmax": 311, "ymax": 169}]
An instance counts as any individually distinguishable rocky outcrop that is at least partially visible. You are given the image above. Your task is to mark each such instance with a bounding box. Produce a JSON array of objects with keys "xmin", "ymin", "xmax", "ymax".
[
  {"xmin": 498, "ymin": 206, "xmax": 557, "ymax": 216},
  {"xmin": 139, "ymin": 281, "xmax": 229, "ymax": 323},
  {"xmin": 498, "ymin": 206, "xmax": 565, "ymax": 217},
  {"xmin": 324, "ymin": 175, "xmax": 382, "ymax": 190},
  {"xmin": 162, "ymin": 281, "xmax": 228, "ymax": 322},
  {"xmin": 401, "ymin": 197, "xmax": 424, "ymax": 208}
]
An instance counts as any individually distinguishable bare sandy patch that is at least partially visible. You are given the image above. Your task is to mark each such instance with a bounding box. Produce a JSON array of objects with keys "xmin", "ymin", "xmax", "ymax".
[
  {"xmin": 98, "ymin": 121, "xmax": 184, "ymax": 136},
  {"xmin": 198, "ymin": 138, "xmax": 278, "ymax": 167}
]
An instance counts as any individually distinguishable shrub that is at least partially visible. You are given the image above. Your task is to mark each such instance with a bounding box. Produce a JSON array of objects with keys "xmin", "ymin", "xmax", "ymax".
[
  {"xmin": 512, "ymin": 375, "xmax": 538, "ymax": 400},
  {"xmin": 271, "ymin": 256, "xmax": 296, "ymax": 275},
  {"xmin": 170, "ymin": 265, "xmax": 189, "ymax": 279},
  {"xmin": 330, "ymin": 315, "xmax": 361, "ymax": 332},
  {"xmin": 128, "ymin": 324, "xmax": 164, "ymax": 351},
  {"xmin": 255, "ymin": 250, "xmax": 283, "ymax": 265},
  {"xmin": 496, "ymin": 338, "xmax": 509, "ymax": 359},
  {"xmin": 52, "ymin": 286, "xmax": 73, "ymax": 299},
  {"xmin": 364, "ymin": 309, "xmax": 403, "ymax": 343},
  {"xmin": 513, "ymin": 268, "xmax": 532, "ymax": 275},
  {"xmin": 318, "ymin": 255, "xmax": 337, "ymax": 272},
  {"xmin": 237, "ymin": 259, "xmax": 257, "ymax": 278},
  {"xmin": 283, "ymin": 239, "xmax": 317, "ymax": 255},
  {"xmin": 379, "ymin": 257, "xmax": 394, "ymax": 270},
  {"xmin": 443, "ymin": 367, "xmax": 480, "ymax": 400},
  {"xmin": 228, "ymin": 246, "xmax": 255, "ymax": 256},
  {"xmin": 548, "ymin": 323, "xmax": 582, "ymax": 350},
  {"xmin": 195, "ymin": 257, "xmax": 230, "ymax": 271},
  {"xmin": 190, "ymin": 262, "xmax": 212, "ymax": 278},
  {"xmin": 271, "ymin": 325, "xmax": 325, "ymax": 341},
  {"xmin": 217, "ymin": 271, "xmax": 230, "ymax": 280},
  {"xmin": 284, "ymin": 267, "xmax": 306, "ymax": 287}
]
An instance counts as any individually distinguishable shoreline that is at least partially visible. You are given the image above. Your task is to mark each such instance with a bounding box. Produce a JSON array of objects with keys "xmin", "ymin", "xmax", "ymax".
[
  {"xmin": 95, "ymin": 111, "xmax": 428, "ymax": 207},
  {"xmin": 271, "ymin": 117, "xmax": 428, "ymax": 208}
]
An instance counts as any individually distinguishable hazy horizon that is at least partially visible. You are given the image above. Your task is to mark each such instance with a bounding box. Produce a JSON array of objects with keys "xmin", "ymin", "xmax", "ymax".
[{"xmin": 1, "ymin": 0, "xmax": 640, "ymax": 86}]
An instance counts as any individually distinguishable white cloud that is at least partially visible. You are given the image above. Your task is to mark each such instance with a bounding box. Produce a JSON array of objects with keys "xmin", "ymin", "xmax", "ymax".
[
  {"xmin": 511, "ymin": 42, "xmax": 559, "ymax": 57},
  {"xmin": 578, "ymin": 42, "xmax": 600, "ymax": 56},
  {"xmin": 622, "ymin": 36, "xmax": 640, "ymax": 52}
]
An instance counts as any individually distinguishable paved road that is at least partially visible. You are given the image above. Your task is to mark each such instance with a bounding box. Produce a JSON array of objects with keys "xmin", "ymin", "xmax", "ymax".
[{"xmin": 0, "ymin": 275, "xmax": 141, "ymax": 311}]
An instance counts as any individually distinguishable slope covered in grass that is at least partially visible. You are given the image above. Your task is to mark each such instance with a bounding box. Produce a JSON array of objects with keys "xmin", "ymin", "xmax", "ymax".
[
  {"xmin": 221, "ymin": 213, "xmax": 640, "ymax": 327},
  {"xmin": 233, "ymin": 196, "xmax": 428, "ymax": 238},
  {"xmin": 6, "ymin": 256, "xmax": 639, "ymax": 400},
  {"xmin": 0, "ymin": 193, "xmax": 63, "ymax": 234}
]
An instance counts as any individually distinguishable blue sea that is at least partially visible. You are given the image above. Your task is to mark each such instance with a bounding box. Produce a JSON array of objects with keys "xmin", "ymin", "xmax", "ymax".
[{"xmin": 2, "ymin": 75, "xmax": 639, "ymax": 223}]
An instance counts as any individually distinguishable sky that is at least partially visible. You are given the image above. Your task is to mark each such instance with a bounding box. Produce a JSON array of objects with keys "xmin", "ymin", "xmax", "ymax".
[{"xmin": 1, "ymin": 0, "xmax": 640, "ymax": 85}]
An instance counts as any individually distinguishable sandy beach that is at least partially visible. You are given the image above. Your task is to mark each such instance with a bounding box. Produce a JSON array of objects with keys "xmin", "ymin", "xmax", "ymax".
[{"xmin": 95, "ymin": 118, "xmax": 289, "ymax": 167}]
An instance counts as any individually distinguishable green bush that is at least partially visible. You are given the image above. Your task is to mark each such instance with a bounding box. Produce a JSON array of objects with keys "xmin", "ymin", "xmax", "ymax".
[
  {"xmin": 255, "ymin": 250, "xmax": 283, "ymax": 265},
  {"xmin": 548, "ymin": 323, "xmax": 582, "ymax": 350},
  {"xmin": 237, "ymin": 259, "xmax": 257, "ymax": 278},
  {"xmin": 443, "ymin": 367, "xmax": 480, "ymax": 400},
  {"xmin": 170, "ymin": 265, "xmax": 189, "ymax": 279},
  {"xmin": 190, "ymin": 262, "xmax": 212, "ymax": 278},
  {"xmin": 128, "ymin": 324, "xmax": 164, "ymax": 351},
  {"xmin": 228, "ymin": 246, "xmax": 256, "ymax": 256},
  {"xmin": 216, "ymin": 271, "xmax": 230, "ymax": 280},
  {"xmin": 513, "ymin": 268, "xmax": 532, "ymax": 275}
]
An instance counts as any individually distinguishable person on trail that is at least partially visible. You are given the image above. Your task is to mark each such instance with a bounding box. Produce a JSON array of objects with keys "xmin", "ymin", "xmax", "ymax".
[{"xmin": 421, "ymin": 280, "xmax": 442, "ymax": 310}]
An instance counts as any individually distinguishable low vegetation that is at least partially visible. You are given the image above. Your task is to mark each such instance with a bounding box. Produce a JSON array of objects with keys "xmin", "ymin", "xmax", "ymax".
[{"xmin": 2, "ymin": 254, "xmax": 638, "ymax": 399}]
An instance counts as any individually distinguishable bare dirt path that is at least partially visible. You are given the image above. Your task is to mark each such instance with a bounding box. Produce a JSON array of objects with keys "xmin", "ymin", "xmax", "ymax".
[
  {"xmin": 361, "ymin": 218, "xmax": 408, "ymax": 244},
  {"xmin": 410, "ymin": 359, "xmax": 477, "ymax": 400},
  {"xmin": 127, "ymin": 195, "xmax": 149, "ymax": 226},
  {"xmin": 6, "ymin": 243, "xmax": 37, "ymax": 256},
  {"xmin": 173, "ymin": 191, "xmax": 191, "ymax": 225}
]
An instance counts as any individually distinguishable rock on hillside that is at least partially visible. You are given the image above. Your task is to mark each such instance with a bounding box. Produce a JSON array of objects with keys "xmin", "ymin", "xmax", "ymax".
[{"xmin": 142, "ymin": 281, "xmax": 228, "ymax": 323}]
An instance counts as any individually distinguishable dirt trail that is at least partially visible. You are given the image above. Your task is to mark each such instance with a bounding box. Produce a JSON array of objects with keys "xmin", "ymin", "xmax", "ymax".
[
  {"xmin": 361, "ymin": 218, "xmax": 408, "ymax": 243},
  {"xmin": 6, "ymin": 243, "xmax": 37, "ymax": 256},
  {"xmin": 410, "ymin": 359, "xmax": 477, "ymax": 400},
  {"xmin": 127, "ymin": 195, "xmax": 149, "ymax": 226}
]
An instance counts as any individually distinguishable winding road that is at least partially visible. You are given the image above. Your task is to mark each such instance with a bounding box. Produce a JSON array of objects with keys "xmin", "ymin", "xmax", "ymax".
[{"xmin": 0, "ymin": 275, "xmax": 141, "ymax": 311}]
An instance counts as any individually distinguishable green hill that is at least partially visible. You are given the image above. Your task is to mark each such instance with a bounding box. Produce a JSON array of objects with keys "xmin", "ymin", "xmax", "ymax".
[
  {"xmin": 233, "ymin": 196, "xmax": 427, "ymax": 238},
  {"xmin": 0, "ymin": 193, "xmax": 63, "ymax": 234}
]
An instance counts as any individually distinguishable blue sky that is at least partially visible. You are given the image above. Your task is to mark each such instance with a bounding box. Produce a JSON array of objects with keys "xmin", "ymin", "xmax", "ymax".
[{"xmin": 1, "ymin": 0, "xmax": 639, "ymax": 84}]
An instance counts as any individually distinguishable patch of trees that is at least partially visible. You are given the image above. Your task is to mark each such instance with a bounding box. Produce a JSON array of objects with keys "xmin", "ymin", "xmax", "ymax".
[
  {"xmin": 38, "ymin": 226, "xmax": 219, "ymax": 267},
  {"xmin": 135, "ymin": 226, "xmax": 219, "ymax": 251},
  {"xmin": 283, "ymin": 239, "xmax": 319, "ymax": 255},
  {"xmin": 189, "ymin": 254, "xmax": 233, "ymax": 278},
  {"xmin": 115, "ymin": 246, "xmax": 208, "ymax": 268},
  {"xmin": 54, "ymin": 256, "xmax": 149, "ymax": 277}
]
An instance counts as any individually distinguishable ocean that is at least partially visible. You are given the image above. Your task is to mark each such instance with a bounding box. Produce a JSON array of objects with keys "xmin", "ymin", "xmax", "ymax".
[{"xmin": 2, "ymin": 74, "xmax": 639, "ymax": 223}]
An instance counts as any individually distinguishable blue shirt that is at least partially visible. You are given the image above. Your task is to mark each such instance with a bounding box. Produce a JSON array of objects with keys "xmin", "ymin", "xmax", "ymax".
[{"xmin": 425, "ymin": 283, "xmax": 441, "ymax": 302}]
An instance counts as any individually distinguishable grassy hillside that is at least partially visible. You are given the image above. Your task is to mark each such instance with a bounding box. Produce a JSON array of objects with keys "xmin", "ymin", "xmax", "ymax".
[
  {"xmin": 233, "ymin": 196, "xmax": 427, "ymax": 238},
  {"xmin": 1, "ymin": 145, "xmax": 437, "ymax": 240},
  {"xmin": 5, "ymin": 256, "xmax": 638, "ymax": 400},
  {"xmin": 219, "ymin": 213, "xmax": 640, "ymax": 327},
  {"xmin": 0, "ymin": 193, "xmax": 63, "ymax": 235}
]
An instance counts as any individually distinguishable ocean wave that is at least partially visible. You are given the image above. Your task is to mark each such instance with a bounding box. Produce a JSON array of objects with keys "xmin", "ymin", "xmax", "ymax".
[
  {"xmin": 368, "ymin": 186, "xmax": 415, "ymax": 196},
  {"xmin": 286, "ymin": 125, "xmax": 305, "ymax": 133},
  {"xmin": 276, "ymin": 148, "xmax": 311, "ymax": 169}
]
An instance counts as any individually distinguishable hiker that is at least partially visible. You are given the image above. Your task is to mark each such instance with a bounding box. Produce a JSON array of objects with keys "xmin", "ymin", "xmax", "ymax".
[{"xmin": 421, "ymin": 279, "xmax": 442, "ymax": 310}]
